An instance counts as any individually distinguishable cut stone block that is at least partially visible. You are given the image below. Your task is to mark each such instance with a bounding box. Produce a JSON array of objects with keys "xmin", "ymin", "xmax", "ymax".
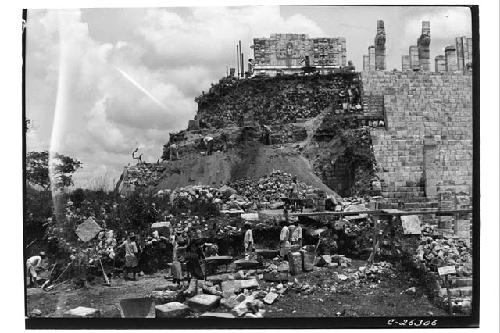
[
  {"xmin": 63, "ymin": 306, "xmax": 100, "ymax": 318},
  {"xmin": 301, "ymin": 251, "xmax": 315, "ymax": 272},
  {"xmin": 454, "ymin": 277, "xmax": 473, "ymax": 287},
  {"xmin": 221, "ymin": 279, "xmax": 259, "ymax": 294},
  {"xmin": 234, "ymin": 259, "xmax": 260, "ymax": 269},
  {"xmin": 240, "ymin": 278, "xmax": 259, "ymax": 289},
  {"xmin": 187, "ymin": 294, "xmax": 220, "ymax": 312},
  {"xmin": 150, "ymin": 290, "xmax": 182, "ymax": 305},
  {"xmin": 155, "ymin": 302, "xmax": 189, "ymax": 318},
  {"xmin": 154, "ymin": 282, "xmax": 180, "ymax": 291},
  {"xmin": 200, "ymin": 312, "xmax": 236, "ymax": 318},
  {"xmin": 206, "ymin": 273, "xmax": 234, "ymax": 283},
  {"xmin": 288, "ymin": 252, "xmax": 302, "ymax": 276},
  {"xmin": 221, "ymin": 280, "xmax": 239, "ymax": 294}
]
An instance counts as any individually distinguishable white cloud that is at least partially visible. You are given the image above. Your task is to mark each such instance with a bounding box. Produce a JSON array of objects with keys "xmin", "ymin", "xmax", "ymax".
[
  {"xmin": 26, "ymin": 7, "xmax": 324, "ymax": 188},
  {"xmin": 403, "ymin": 8, "xmax": 471, "ymax": 43}
]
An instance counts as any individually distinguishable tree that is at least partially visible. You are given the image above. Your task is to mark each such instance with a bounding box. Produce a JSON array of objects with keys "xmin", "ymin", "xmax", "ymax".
[
  {"xmin": 26, "ymin": 151, "xmax": 82, "ymax": 190},
  {"xmin": 26, "ymin": 151, "xmax": 50, "ymax": 190}
]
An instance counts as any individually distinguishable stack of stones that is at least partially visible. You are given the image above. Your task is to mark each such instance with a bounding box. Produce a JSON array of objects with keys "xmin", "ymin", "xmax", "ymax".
[
  {"xmin": 228, "ymin": 170, "xmax": 321, "ymax": 205},
  {"xmin": 412, "ymin": 235, "xmax": 472, "ymax": 314}
]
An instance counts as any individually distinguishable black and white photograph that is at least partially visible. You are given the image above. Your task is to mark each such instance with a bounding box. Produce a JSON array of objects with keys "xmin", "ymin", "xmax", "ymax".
[{"xmin": 17, "ymin": 2, "xmax": 496, "ymax": 330}]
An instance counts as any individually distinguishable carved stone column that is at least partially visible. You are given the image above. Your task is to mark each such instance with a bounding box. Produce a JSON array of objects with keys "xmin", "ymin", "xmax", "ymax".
[{"xmin": 374, "ymin": 20, "xmax": 386, "ymax": 70}]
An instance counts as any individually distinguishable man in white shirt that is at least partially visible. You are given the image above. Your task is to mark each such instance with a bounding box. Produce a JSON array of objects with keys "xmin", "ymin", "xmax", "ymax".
[
  {"xmin": 279, "ymin": 223, "xmax": 290, "ymax": 259},
  {"xmin": 291, "ymin": 221, "xmax": 303, "ymax": 248},
  {"xmin": 244, "ymin": 224, "xmax": 254, "ymax": 258},
  {"xmin": 203, "ymin": 136, "xmax": 214, "ymax": 155},
  {"xmin": 26, "ymin": 252, "xmax": 46, "ymax": 287}
]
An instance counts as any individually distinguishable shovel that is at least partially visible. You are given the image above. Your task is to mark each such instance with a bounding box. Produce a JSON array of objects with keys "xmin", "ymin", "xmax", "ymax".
[{"xmin": 99, "ymin": 259, "xmax": 111, "ymax": 286}]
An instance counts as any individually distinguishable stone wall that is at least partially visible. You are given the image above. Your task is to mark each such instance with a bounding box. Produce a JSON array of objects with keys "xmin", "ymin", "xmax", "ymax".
[
  {"xmin": 361, "ymin": 71, "xmax": 473, "ymax": 201},
  {"xmin": 253, "ymin": 33, "xmax": 347, "ymax": 71}
]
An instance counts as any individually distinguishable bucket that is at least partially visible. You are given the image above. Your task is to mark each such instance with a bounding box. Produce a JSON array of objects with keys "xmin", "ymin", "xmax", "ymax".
[
  {"xmin": 119, "ymin": 297, "xmax": 156, "ymax": 318},
  {"xmin": 301, "ymin": 250, "xmax": 315, "ymax": 272}
]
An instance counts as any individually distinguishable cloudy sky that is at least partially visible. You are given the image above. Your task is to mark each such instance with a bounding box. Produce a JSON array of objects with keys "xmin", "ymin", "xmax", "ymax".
[{"xmin": 25, "ymin": 6, "xmax": 472, "ymax": 188}]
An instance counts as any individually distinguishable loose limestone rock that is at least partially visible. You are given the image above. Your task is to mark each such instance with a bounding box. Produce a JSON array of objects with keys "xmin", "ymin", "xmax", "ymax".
[
  {"xmin": 155, "ymin": 302, "xmax": 190, "ymax": 318},
  {"xmin": 206, "ymin": 273, "xmax": 234, "ymax": 283},
  {"xmin": 184, "ymin": 279, "xmax": 198, "ymax": 297},
  {"xmin": 263, "ymin": 292, "xmax": 279, "ymax": 305},
  {"xmin": 29, "ymin": 309, "xmax": 42, "ymax": 317},
  {"xmin": 220, "ymin": 296, "xmax": 240, "ymax": 310},
  {"xmin": 187, "ymin": 294, "xmax": 220, "ymax": 312}
]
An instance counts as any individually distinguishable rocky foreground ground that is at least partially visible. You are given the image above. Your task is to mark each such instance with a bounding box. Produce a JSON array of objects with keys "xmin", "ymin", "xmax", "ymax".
[{"xmin": 26, "ymin": 258, "xmax": 448, "ymax": 318}]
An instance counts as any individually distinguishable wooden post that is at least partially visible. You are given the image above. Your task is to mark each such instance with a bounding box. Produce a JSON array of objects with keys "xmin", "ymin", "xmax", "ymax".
[
  {"xmin": 368, "ymin": 217, "xmax": 380, "ymax": 265},
  {"xmin": 445, "ymin": 274, "xmax": 453, "ymax": 314},
  {"xmin": 99, "ymin": 259, "xmax": 111, "ymax": 286},
  {"xmin": 236, "ymin": 44, "xmax": 240, "ymax": 77},
  {"xmin": 239, "ymin": 40, "xmax": 243, "ymax": 77}
]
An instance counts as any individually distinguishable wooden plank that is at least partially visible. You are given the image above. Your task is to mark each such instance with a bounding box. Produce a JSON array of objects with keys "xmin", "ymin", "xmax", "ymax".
[{"xmin": 291, "ymin": 208, "xmax": 472, "ymax": 217}]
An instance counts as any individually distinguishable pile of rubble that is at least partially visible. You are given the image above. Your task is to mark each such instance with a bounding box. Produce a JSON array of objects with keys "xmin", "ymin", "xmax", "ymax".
[
  {"xmin": 195, "ymin": 75, "xmax": 359, "ymax": 129},
  {"xmin": 147, "ymin": 252, "xmax": 395, "ymax": 319},
  {"xmin": 228, "ymin": 170, "xmax": 323, "ymax": 206},
  {"xmin": 120, "ymin": 163, "xmax": 166, "ymax": 190},
  {"xmin": 413, "ymin": 237, "xmax": 472, "ymax": 275}
]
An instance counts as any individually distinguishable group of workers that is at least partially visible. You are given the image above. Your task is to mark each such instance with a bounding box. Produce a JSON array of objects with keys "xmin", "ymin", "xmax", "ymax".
[
  {"xmin": 338, "ymin": 84, "xmax": 361, "ymax": 112},
  {"xmin": 163, "ymin": 135, "xmax": 216, "ymax": 162},
  {"xmin": 279, "ymin": 220, "xmax": 303, "ymax": 259}
]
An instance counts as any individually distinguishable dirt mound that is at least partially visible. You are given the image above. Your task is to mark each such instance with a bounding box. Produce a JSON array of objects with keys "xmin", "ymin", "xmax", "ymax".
[{"xmin": 153, "ymin": 143, "xmax": 338, "ymax": 198}]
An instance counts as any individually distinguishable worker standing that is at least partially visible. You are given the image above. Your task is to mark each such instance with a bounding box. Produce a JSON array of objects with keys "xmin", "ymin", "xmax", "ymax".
[
  {"xmin": 117, "ymin": 233, "xmax": 139, "ymax": 281},
  {"xmin": 263, "ymin": 125, "xmax": 272, "ymax": 145},
  {"xmin": 26, "ymin": 252, "xmax": 47, "ymax": 287},
  {"xmin": 279, "ymin": 223, "xmax": 290, "ymax": 259},
  {"xmin": 203, "ymin": 136, "xmax": 214, "ymax": 155},
  {"xmin": 243, "ymin": 223, "xmax": 254, "ymax": 258},
  {"xmin": 170, "ymin": 142, "xmax": 179, "ymax": 160},
  {"xmin": 289, "ymin": 177, "xmax": 299, "ymax": 211},
  {"xmin": 170, "ymin": 235, "xmax": 183, "ymax": 284},
  {"xmin": 291, "ymin": 221, "xmax": 303, "ymax": 248}
]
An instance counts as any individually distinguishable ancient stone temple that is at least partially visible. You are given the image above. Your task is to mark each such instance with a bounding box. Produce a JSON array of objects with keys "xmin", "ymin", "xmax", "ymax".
[
  {"xmin": 374, "ymin": 20, "xmax": 386, "ymax": 70},
  {"xmin": 417, "ymin": 21, "xmax": 431, "ymax": 71},
  {"xmin": 252, "ymin": 33, "xmax": 347, "ymax": 76}
]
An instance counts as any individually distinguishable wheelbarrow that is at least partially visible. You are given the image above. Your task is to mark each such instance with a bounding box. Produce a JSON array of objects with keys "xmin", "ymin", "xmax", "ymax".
[{"xmin": 119, "ymin": 297, "xmax": 155, "ymax": 318}]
